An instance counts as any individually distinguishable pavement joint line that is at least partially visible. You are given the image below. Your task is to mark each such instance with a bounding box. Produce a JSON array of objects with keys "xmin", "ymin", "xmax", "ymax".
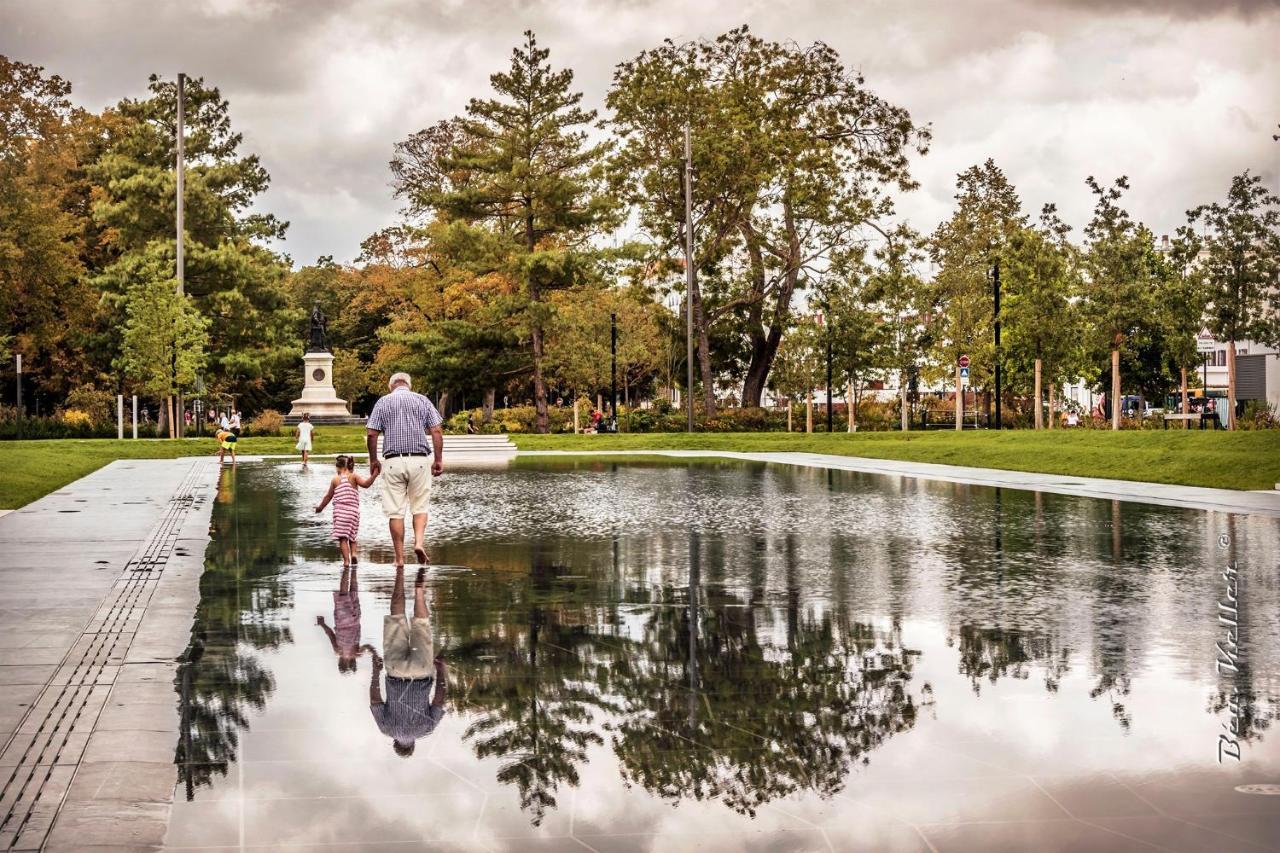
[{"xmin": 0, "ymin": 460, "xmax": 209, "ymax": 851}]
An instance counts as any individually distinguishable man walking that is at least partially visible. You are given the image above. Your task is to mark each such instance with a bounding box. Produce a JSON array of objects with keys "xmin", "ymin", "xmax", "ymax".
[{"xmin": 366, "ymin": 372, "xmax": 444, "ymax": 567}]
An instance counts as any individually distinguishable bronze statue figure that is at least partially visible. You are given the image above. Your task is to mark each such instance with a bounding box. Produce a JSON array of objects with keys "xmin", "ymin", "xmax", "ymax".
[{"xmin": 308, "ymin": 303, "xmax": 329, "ymax": 352}]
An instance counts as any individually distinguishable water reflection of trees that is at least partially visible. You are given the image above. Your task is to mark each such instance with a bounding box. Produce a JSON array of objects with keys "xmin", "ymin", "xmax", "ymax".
[
  {"xmin": 175, "ymin": 467, "xmax": 297, "ymax": 799},
  {"xmin": 439, "ymin": 535, "xmax": 925, "ymax": 825}
]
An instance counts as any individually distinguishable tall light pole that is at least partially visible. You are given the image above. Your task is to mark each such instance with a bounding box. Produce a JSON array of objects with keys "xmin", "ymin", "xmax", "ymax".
[
  {"xmin": 683, "ymin": 124, "xmax": 695, "ymax": 433},
  {"xmin": 14, "ymin": 354, "xmax": 22, "ymax": 440},
  {"xmin": 993, "ymin": 260, "xmax": 1002, "ymax": 430},
  {"xmin": 175, "ymin": 72, "xmax": 186, "ymax": 438},
  {"xmin": 610, "ymin": 312, "xmax": 618, "ymax": 426},
  {"xmin": 824, "ymin": 308, "xmax": 833, "ymax": 433}
]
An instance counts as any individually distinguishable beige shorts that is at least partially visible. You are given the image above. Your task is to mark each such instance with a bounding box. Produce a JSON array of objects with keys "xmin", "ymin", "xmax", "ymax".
[
  {"xmin": 382, "ymin": 615, "xmax": 434, "ymax": 679},
  {"xmin": 379, "ymin": 455, "xmax": 432, "ymax": 518}
]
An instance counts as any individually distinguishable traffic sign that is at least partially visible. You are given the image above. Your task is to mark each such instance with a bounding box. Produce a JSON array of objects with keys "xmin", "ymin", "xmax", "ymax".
[
  {"xmin": 958, "ymin": 355, "xmax": 970, "ymax": 368},
  {"xmin": 959, "ymin": 366, "xmax": 970, "ymax": 378},
  {"xmin": 1196, "ymin": 335, "xmax": 1216, "ymax": 354}
]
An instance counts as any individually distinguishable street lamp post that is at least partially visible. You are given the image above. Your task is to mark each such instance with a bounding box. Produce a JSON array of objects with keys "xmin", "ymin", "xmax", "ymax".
[
  {"xmin": 610, "ymin": 312, "xmax": 618, "ymax": 428},
  {"xmin": 175, "ymin": 72, "xmax": 186, "ymax": 439},
  {"xmin": 683, "ymin": 124, "xmax": 695, "ymax": 433},
  {"xmin": 993, "ymin": 260, "xmax": 1002, "ymax": 430},
  {"xmin": 14, "ymin": 354, "xmax": 22, "ymax": 440},
  {"xmin": 825, "ymin": 311, "xmax": 833, "ymax": 433}
]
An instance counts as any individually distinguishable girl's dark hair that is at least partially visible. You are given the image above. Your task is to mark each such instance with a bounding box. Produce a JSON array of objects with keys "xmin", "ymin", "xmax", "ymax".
[{"xmin": 335, "ymin": 454, "xmax": 352, "ymax": 470}]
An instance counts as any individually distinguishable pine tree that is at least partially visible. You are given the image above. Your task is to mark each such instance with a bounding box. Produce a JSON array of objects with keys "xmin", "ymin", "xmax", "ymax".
[{"xmin": 411, "ymin": 32, "xmax": 614, "ymax": 433}]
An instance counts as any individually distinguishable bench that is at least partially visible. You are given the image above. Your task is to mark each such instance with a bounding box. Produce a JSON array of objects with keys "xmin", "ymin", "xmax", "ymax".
[{"xmin": 1163, "ymin": 413, "xmax": 1221, "ymax": 430}]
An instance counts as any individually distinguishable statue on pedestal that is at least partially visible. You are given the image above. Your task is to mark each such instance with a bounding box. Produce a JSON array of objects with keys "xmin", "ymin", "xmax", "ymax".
[{"xmin": 308, "ymin": 303, "xmax": 329, "ymax": 353}]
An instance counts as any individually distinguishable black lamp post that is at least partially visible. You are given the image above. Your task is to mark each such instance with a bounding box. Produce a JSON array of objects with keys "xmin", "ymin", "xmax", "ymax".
[
  {"xmin": 825, "ymin": 312, "xmax": 833, "ymax": 433},
  {"xmin": 610, "ymin": 312, "xmax": 618, "ymax": 426},
  {"xmin": 993, "ymin": 260, "xmax": 1002, "ymax": 430}
]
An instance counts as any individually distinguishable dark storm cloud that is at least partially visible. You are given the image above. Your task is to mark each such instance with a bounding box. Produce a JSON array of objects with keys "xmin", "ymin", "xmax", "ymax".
[{"xmin": 1, "ymin": 0, "xmax": 1276, "ymax": 266}]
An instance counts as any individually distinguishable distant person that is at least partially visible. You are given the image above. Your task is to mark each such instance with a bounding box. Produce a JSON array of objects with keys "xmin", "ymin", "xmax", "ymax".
[
  {"xmin": 229, "ymin": 410, "xmax": 242, "ymax": 435},
  {"xmin": 317, "ymin": 565, "xmax": 366, "ymax": 674},
  {"xmin": 215, "ymin": 427, "xmax": 237, "ymax": 465},
  {"xmin": 369, "ymin": 567, "xmax": 446, "ymax": 758},
  {"xmin": 315, "ymin": 454, "xmax": 377, "ymax": 568},
  {"xmin": 366, "ymin": 373, "xmax": 444, "ymax": 567},
  {"xmin": 142, "ymin": 405, "xmax": 151, "ymax": 424},
  {"xmin": 466, "ymin": 413, "xmax": 477, "ymax": 435},
  {"xmin": 1066, "ymin": 411, "xmax": 1079, "ymax": 427},
  {"xmin": 219, "ymin": 412, "xmax": 230, "ymax": 431},
  {"xmin": 295, "ymin": 413, "xmax": 315, "ymax": 464}
]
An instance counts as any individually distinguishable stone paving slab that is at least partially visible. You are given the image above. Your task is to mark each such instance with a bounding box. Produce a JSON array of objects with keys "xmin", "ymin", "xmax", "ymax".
[
  {"xmin": 0, "ymin": 458, "xmax": 220, "ymax": 851},
  {"xmin": 518, "ymin": 449, "xmax": 1280, "ymax": 518}
]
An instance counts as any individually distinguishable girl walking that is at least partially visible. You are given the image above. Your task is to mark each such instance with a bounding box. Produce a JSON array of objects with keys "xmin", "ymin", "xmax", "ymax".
[{"xmin": 315, "ymin": 455, "xmax": 376, "ymax": 567}]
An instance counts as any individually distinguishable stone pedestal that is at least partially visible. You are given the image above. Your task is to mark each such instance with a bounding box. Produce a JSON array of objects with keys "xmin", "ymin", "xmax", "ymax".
[{"xmin": 286, "ymin": 351, "xmax": 358, "ymax": 423}]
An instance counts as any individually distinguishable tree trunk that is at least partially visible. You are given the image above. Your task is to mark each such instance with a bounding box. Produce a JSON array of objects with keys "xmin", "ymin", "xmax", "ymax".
[
  {"xmin": 1180, "ymin": 367, "xmax": 1189, "ymax": 430},
  {"xmin": 900, "ymin": 373, "xmax": 909, "ymax": 432},
  {"xmin": 847, "ymin": 379, "xmax": 855, "ymax": 432},
  {"xmin": 955, "ymin": 366, "xmax": 963, "ymax": 431},
  {"xmin": 740, "ymin": 325, "xmax": 784, "ymax": 408},
  {"xmin": 689, "ymin": 283, "xmax": 716, "ymax": 417},
  {"xmin": 1047, "ymin": 382, "xmax": 1056, "ymax": 430},
  {"xmin": 596, "ymin": 392, "xmax": 603, "ymax": 415},
  {"xmin": 482, "ymin": 388, "xmax": 495, "ymax": 424},
  {"xmin": 787, "ymin": 399, "xmax": 793, "ymax": 432},
  {"xmin": 437, "ymin": 391, "xmax": 450, "ymax": 419},
  {"xmin": 1034, "ymin": 358, "xmax": 1043, "ymax": 430},
  {"xmin": 1110, "ymin": 346, "xmax": 1121, "ymax": 431},
  {"xmin": 573, "ymin": 398, "xmax": 580, "ymax": 434},
  {"xmin": 530, "ymin": 321, "xmax": 550, "ymax": 434},
  {"xmin": 166, "ymin": 395, "xmax": 176, "ymax": 440},
  {"xmin": 1226, "ymin": 341, "xmax": 1237, "ymax": 430},
  {"xmin": 806, "ymin": 388, "xmax": 813, "ymax": 434}
]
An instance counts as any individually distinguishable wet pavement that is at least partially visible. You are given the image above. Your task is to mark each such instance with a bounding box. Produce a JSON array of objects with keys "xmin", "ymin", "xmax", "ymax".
[{"xmin": 154, "ymin": 458, "xmax": 1280, "ymax": 852}]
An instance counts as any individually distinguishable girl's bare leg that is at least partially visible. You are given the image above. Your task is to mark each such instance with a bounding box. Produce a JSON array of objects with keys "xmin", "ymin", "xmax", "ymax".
[{"xmin": 339, "ymin": 538, "xmax": 351, "ymax": 568}]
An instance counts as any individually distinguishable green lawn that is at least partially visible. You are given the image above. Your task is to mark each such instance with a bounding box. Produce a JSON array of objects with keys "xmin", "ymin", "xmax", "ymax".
[
  {"xmin": 511, "ymin": 430, "xmax": 1280, "ymax": 492},
  {"xmin": 1, "ymin": 427, "xmax": 1275, "ymax": 509}
]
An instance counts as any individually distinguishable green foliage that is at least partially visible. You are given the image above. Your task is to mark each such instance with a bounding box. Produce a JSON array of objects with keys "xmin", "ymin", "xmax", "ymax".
[
  {"xmin": 117, "ymin": 252, "xmax": 208, "ymax": 398},
  {"xmin": 394, "ymin": 31, "xmax": 615, "ymax": 433},
  {"xmin": 89, "ymin": 74, "xmax": 296, "ymax": 406},
  {"xmin": 63, "ymin": 384, "xmax": 117, "ymax": 425},
  {"xmin": 245, "ymin": 409, "xmax": 284, "ymax": 436},
  {"xmin": 607, "ymin": 26, "xmax": 930, "ymax": 409}
]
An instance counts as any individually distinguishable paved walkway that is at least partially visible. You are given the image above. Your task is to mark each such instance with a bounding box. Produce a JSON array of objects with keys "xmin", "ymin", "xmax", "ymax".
[
  {"xmin": 0, "ymin": 458, "xmax": 220, "ymax": 851},
  {"xmin": 519, "ymin": 450, "xmax": 1280, "ymax": 518}
]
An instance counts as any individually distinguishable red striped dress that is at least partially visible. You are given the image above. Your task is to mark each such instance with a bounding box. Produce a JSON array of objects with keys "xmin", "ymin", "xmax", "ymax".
[{"xmin": 331, "ymin": 476, "xmax": 360, "ymax": 541}]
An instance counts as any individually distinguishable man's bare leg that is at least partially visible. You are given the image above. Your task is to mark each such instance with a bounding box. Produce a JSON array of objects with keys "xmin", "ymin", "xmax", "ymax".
[
  {"xmin": 389, "ymin": 517, "xmax": 406, "ymax": 567},
  {"xmin": 413, "ymin": 567, "xmax": 429, "ymax": 619},
  {"xmin": 391, "ymin": 565, "xmax": 406, "ymax": 617},
  {"xmin": 411, "ymin": 513, "xmax": 428, "ymax": 564}
]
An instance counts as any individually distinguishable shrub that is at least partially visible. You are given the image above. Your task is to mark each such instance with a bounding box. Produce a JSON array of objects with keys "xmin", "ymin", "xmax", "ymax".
[
  {"xmin": 65, "ymin": 385, "xmax": 117, "ymax": 425},
  {"xmin": 246, "ymin": 409, "xmax": 284, "ymax": 436},
  {"xmin": 60, "ymin": 409, "xmax": 93, "ymax": 429},
  {"xmin": 1241, "ymin": 400, "xmax": 1279, "ymax": 430}
]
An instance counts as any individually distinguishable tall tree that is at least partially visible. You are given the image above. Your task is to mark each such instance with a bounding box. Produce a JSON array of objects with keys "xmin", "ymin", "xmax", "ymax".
[
  {"xmin": 1081, "ymin": 176, "xmax": 1154, "ymax": 430},
  {"xmin": 608, "ymin": 27, "xmax": 929, "ymax": 412},
  {"xmin": 90, "ymin": 74, "xmax": 296, "ymax": 409},
  {"xmin": 1186, "ymin": 172, "xmax": 1280, "ymax": 430},
  {"xmin": 930, "ymin": 160, "xmax": 1027, "ymax": 418},
  {"xmin": 397, "ymin": 32, "xmax": 614, "ymax": 433},
  {"xmin": 1162, "ymin": 229, "xmax": 1210, "ymax": 425},
  {"xmin": 1003, "ymin": 205, "xmax": 1079, "ymax": 429},
  {"xmin": 863, "ymin": 226, "xmax": 932, "ymax": 431},
  {"xmin": 115, "ymin": 245, "xmax": 209, "ymax": 437},
  {"xmin": 0, "ymin": 56, "xmax": 99, "ymax": 400}
]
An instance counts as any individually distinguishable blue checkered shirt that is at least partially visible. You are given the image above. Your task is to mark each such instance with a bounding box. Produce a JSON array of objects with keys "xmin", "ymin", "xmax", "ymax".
[{"xmin": 367, "ymin": 387, "xmax": 443, "ymax": 455}]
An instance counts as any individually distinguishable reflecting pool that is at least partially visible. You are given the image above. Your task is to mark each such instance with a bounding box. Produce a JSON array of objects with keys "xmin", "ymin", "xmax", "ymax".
[{"xmin": 165, "ymin": 459, "xmax": 1280, "ymax": 852}]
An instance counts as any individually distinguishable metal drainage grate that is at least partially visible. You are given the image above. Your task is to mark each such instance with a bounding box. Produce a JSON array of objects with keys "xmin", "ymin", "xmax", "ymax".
[{"xmin": 1235, "ymin": 783, "xmax": 1280, "ymax": 796}]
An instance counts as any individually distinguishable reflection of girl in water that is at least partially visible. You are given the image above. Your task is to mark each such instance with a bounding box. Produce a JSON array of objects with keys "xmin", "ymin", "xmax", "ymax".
[{"xmin": 316, "ymin": 566, "xmax": 365, "ymax": 673}]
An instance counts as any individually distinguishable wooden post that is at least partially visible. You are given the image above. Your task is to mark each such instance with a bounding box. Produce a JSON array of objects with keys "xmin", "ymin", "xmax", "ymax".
[
  {"xmin": 806, "ymin": 388, "xmax": 813, "ymax": 433},
  {"xmin": 1180, "ymin": 367, "xmax": 1189, "ymax": 430},
  {"xmin": 847, "ymin": 380, "xmax": 855, "ymax": 432},
  {"xmin": 573, "ymin": 398, "xmax": 580, "ymax": 434},
  {"xmin": 1047, "ymin": 383, "xmax": 1056, "ymax": 430}
]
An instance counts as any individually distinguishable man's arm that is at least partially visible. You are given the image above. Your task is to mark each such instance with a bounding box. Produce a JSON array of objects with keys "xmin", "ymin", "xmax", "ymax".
[
  {"xmin": 430, "ymin": 426, "xmax": 444, "ymax": 476},
  {"xmin": 366, "ymin": 429, "xmax": 381, "ymax": 477}
]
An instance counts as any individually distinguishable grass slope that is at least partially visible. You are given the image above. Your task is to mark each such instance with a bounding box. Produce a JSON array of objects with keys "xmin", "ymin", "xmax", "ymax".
[
  {"xmin": 1, "ymin": 427, "xmax": 1274, "ymax": 509},
  {"xmin": 511, "ymin": 430, "xmax": 1280, "ymax": 492}
]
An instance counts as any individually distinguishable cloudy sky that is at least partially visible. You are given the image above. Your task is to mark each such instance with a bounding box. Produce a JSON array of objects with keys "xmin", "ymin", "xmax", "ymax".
[{"xmin": 3, "ymin": 0, "xmax": 1277, "ymax": 267}]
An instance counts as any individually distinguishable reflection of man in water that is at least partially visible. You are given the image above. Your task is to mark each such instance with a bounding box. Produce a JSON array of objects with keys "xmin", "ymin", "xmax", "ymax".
[
  {"xmin": 370, "ymin": 567, "xmax": 446, "ymax": 757},
  {"xmin": 316, "ymin": 566, "xmax": 365, "ymax": 673}
]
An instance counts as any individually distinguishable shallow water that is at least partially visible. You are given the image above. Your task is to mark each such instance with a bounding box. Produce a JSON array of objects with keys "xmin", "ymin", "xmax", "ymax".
[{"xmin": 166, "ymin": 459, "xmax": 1280, "ymax": 852}]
